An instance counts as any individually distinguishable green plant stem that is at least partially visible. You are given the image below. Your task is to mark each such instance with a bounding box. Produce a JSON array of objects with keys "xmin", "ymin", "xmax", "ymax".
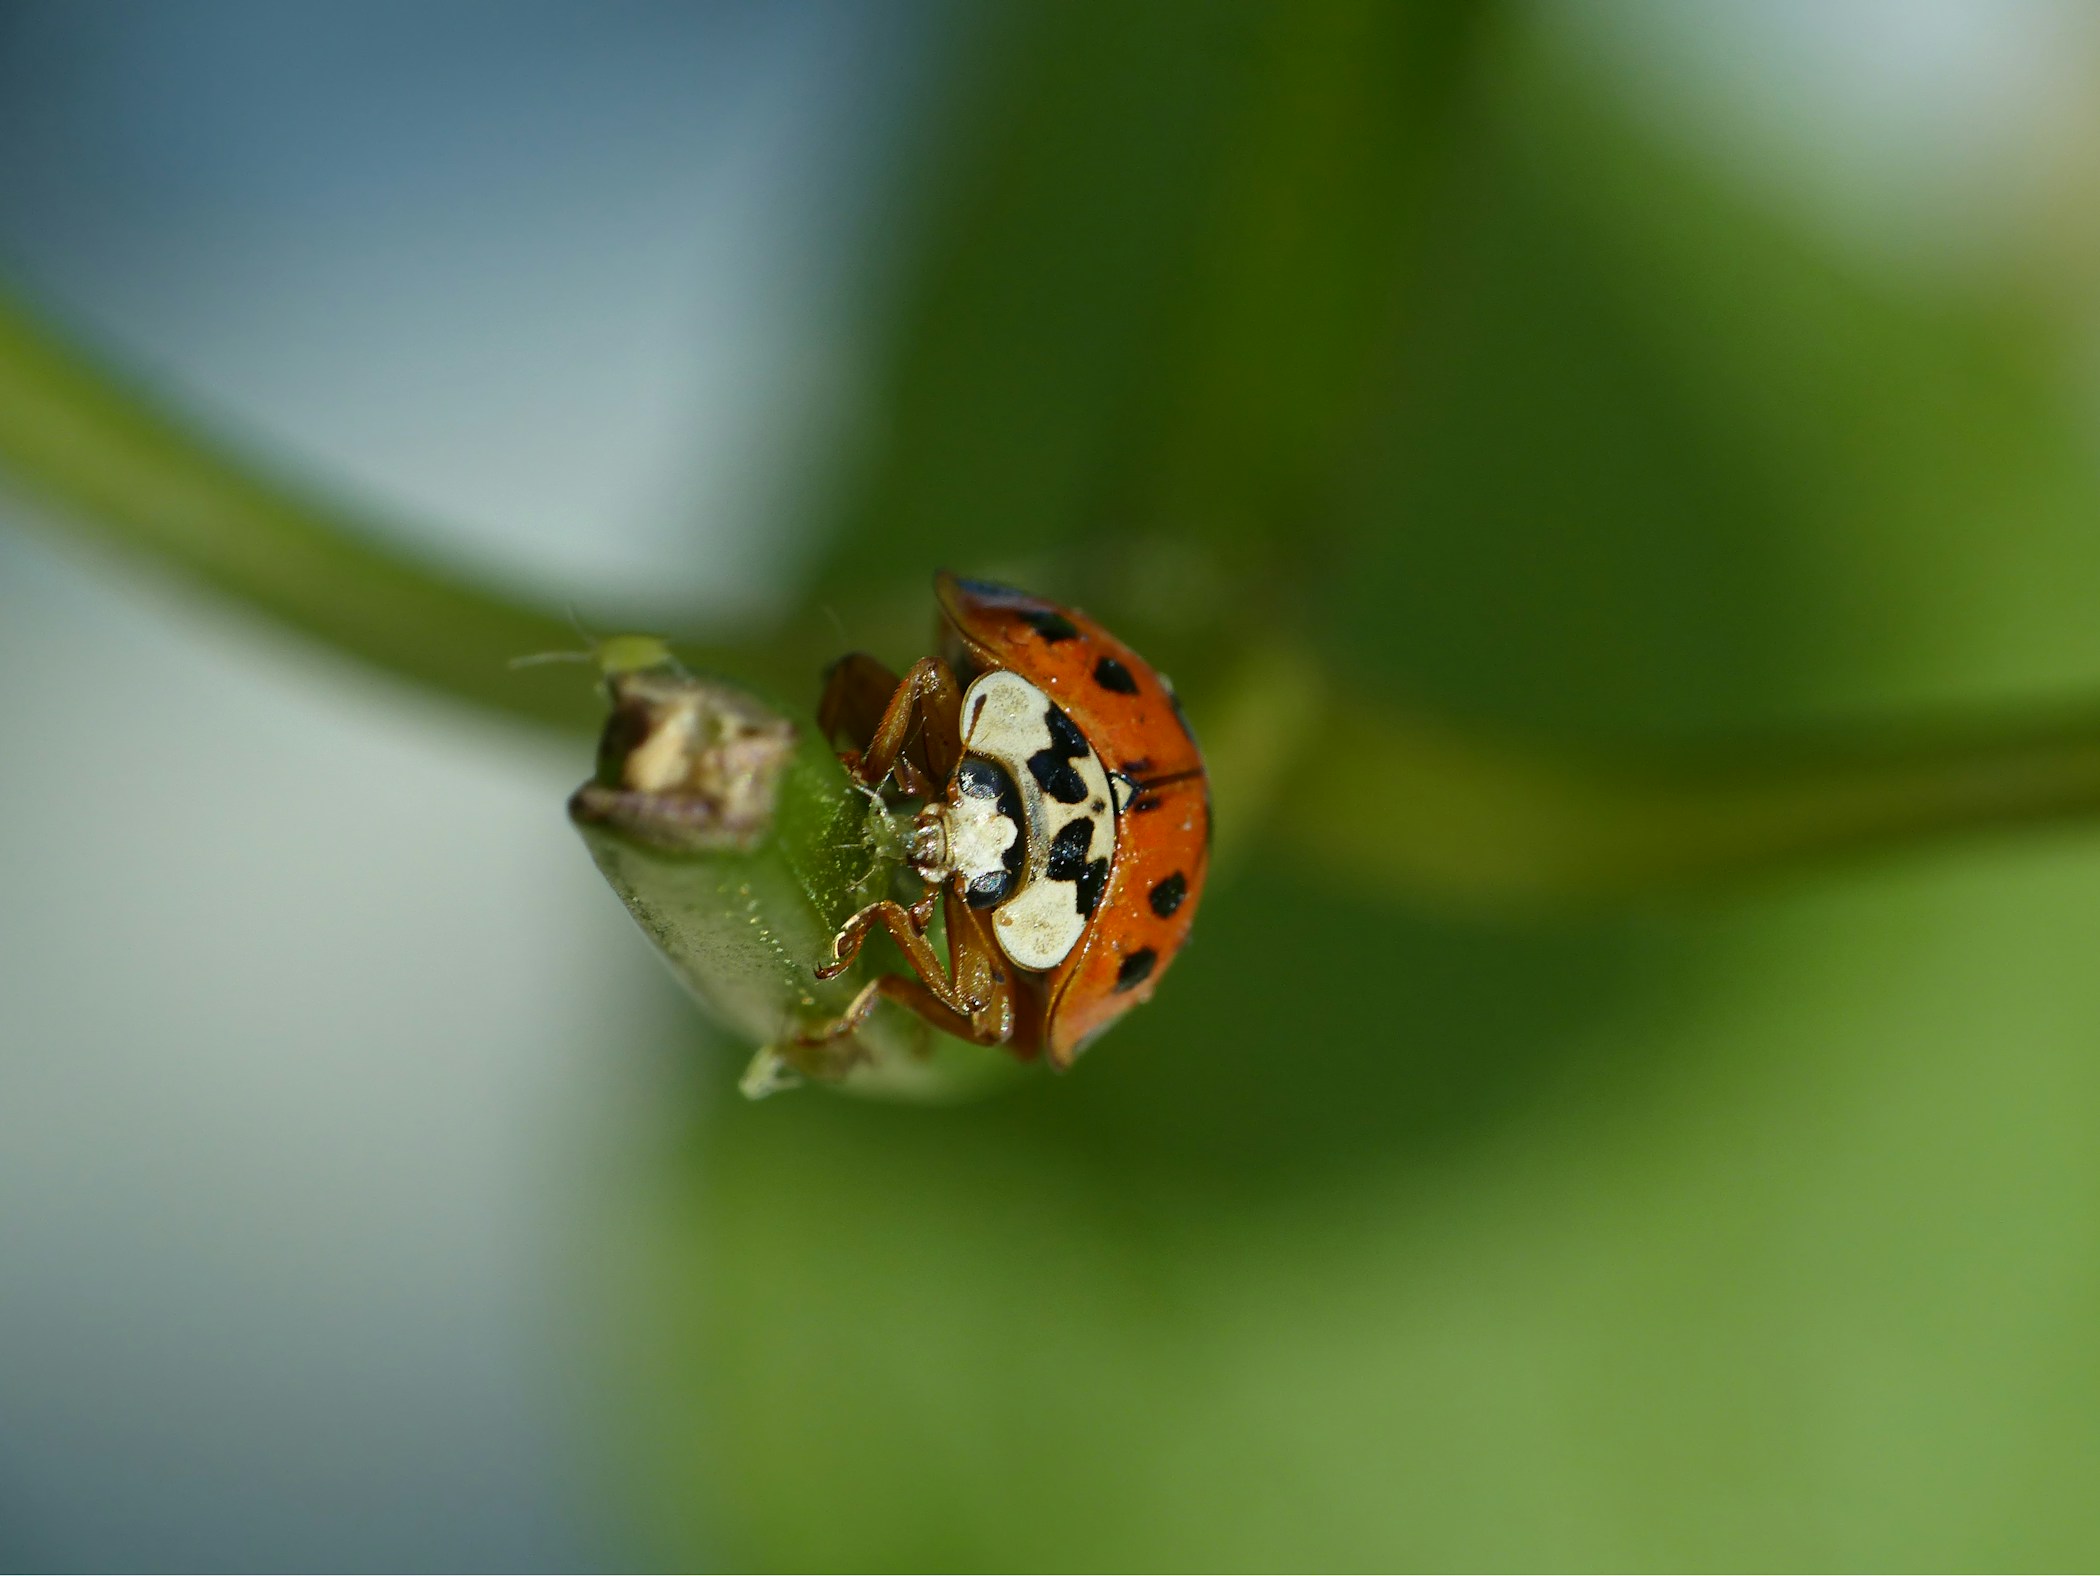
[
  {"xmin": 1294, "ymin": 687, "xmax": 2100, "ymax": 911},
  {"xmin": 12, "ymin": 286, "xmax": 2100, "ymax": 914},
  {"xmin": 0, "ymin": 291, "xmax": 743, "ymax": 732}
]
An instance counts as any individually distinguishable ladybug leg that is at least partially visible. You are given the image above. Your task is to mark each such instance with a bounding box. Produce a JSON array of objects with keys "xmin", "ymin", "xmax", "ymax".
[
  {"xmin": 802, "ymin": 885, "xmax": 1014, "ymax": 1049},
  {"xmin": 818, "ymin": 655, "xmax": 962, "ymax": 796},
  {"xmin": 933, "ymin": 884, "xmax": 1013, "ymax": 1042},
  {"xmin": 815, "ymin": 898, "xmax": 951, "ymax": 986},
  {"xmin": 794, "ymin": 971, "xmax": 1011, "ymax": 1050},
  {"xmin": 816, "ymin": 652, "xmax": 899, "ymax": 757},
  {"xmin": 819, "ymin": 652, "xmax": 935, "ymax": 795}
]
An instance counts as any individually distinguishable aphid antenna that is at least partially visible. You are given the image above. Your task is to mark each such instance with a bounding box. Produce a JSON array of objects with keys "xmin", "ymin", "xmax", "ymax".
[{"xmin": 508, "ymin": 605, "xmax": 680, "ymax": 677}]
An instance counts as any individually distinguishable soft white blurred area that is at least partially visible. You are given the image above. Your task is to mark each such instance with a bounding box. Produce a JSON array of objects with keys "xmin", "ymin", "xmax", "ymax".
[
  {"xmin": 0, "ymin": 0, "xmax": 2088, "ymax": 1569},
  {"xmin": 0, "ymin": 529, "xmax": 650, "ymax": 1568},
  {"xmin": 1550, "ymin": 0, "xmax": 2098, "ymax": 288},
  {"xmin": 0, "ymin": 1, "xmax": 924, "ymax": 1567}
]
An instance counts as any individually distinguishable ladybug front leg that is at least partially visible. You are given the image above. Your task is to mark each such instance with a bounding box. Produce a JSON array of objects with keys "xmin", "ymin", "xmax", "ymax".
[
  {"xmin": 815, "ymin": 895, "xmax": 953, "ymax": 989},
  {"xmin": 801, "ymin": 885, "xmax": 1015, "ymax": 1050},
  {"xmin": 817, "ymin": 654, "xmax": 962, "ymax": 797}
]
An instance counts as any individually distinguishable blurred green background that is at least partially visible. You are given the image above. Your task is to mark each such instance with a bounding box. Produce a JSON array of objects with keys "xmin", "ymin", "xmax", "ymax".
[{"xmin": 7, "ymin": 0, "xmax": 2100, "ymax": 1568}]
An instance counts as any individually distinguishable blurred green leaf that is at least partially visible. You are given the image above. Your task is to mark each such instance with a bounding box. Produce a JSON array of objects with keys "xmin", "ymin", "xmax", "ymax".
[
  {"xmin": 811, "ymin": 0, "xmax": 1491, "ymax": 626},
  {"xmin": 598, "ymin": 9, "xmax": 2100, "ymax": 1571},
  {"xmin": 9, "ymin": 11, "xmax": 2100, "ymax": 1560}
]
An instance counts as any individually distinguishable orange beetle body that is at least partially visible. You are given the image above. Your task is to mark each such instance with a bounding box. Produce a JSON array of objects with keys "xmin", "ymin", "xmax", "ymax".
[
  {"xmin": 934, "ymin": 575, "xmax": 1210, "ymax": 1061},
  {"xmin": 809, "ymin": 573, "xmax": 1210, "ymax": 1067}
]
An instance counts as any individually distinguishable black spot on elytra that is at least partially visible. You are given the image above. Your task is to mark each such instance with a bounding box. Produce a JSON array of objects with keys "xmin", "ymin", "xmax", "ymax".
[
  {"xmin": 1119, "ymin": 757, "xmax": 1156, "ymax": 780},
  {"xmin": 1115, "ymin": 948, "xmax": 1157, "ymax": 991},
  {"xmin": 956, "ymin": 576, "xmax": 1023, "ymax": 600},
  {"xmin": 1027, "ymin": 703, "xmax": 1092, "ymax": 804},
  {"xmin": 1019, "ymin": 607, "xmax": 1079, "ymax": 643},
  {"xmin": 1149, "ymin": 871, "xmax": 1187, "ymax": 918},
  {"xmin": 1093, "ymin": 655, "xmax": 1138, "ymax": 694},
  {"xmin": 1120, "ymin": 765, "xmax": 1203, "ymax": 817}
]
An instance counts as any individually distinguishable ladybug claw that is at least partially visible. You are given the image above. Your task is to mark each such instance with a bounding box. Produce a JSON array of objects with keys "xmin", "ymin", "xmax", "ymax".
[{"xmin": 814, "ymin": 912, "xmax": 869, "ymax": 980}]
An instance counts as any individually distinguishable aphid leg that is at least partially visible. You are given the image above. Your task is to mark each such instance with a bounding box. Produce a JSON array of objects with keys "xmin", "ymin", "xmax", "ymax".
[{"xmin": 816, "ymin": 653, "xmax": 962, "ymax": 795}]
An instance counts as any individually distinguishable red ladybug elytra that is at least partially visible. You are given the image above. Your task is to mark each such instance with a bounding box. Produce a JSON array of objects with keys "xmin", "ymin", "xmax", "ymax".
[{"xmin": 805, "ymin": 572, "xmax": 1210, "ymax": 1067}]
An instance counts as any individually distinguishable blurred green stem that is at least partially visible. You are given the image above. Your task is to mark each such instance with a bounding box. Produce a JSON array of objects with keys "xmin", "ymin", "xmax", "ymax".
[
  {"xmin": 9, "ymin": 285, "xmax": 2100, "ymax": 914},
  {"xmin": 0, "ymin": 291, "xmax": 741, "ymax": 732},
  {"xmin": 1292, "ymin": 672, "xmax": 2100, "ymax": 909}
]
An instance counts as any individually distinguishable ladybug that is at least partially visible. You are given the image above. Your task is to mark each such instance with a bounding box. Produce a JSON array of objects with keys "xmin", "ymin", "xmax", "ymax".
[{"xmin": 805, "ymin": 571, "xmax": 1210, "ymax": 1068}]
